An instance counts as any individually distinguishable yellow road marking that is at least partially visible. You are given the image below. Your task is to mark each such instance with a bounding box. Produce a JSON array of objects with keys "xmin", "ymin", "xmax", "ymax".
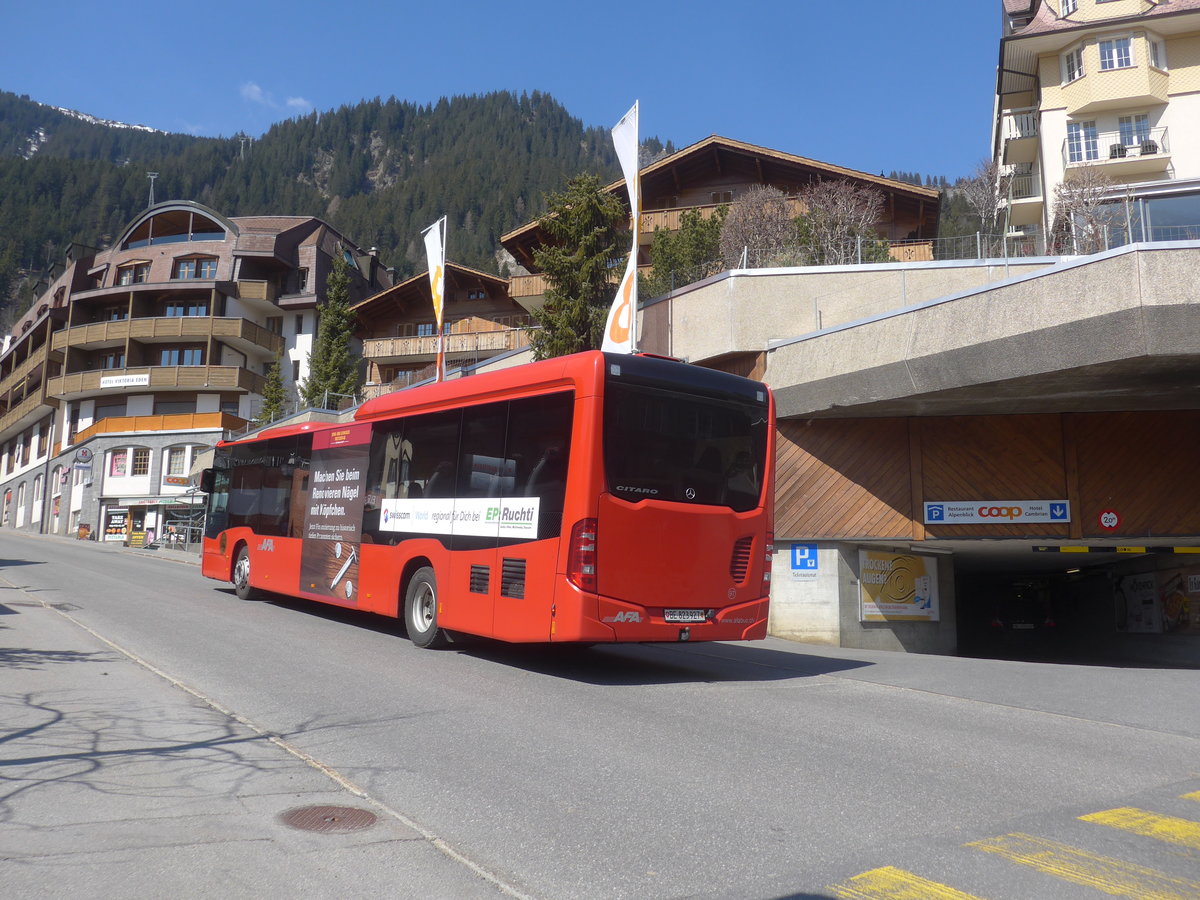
[
  {"xmin": 1183, "ymin": 791, "xmax": 1200, "ymax": 803},
  {"xmin": 968, "ymin": 832, "xmax": 1200, "ymax": 899},
  {"xmin": 1081, "ymin": 807, "xmax": 1200, "ymax": 851},
  {"xmin": 827, "ymin": 866, "xmax": 986, "ymax": 900}
]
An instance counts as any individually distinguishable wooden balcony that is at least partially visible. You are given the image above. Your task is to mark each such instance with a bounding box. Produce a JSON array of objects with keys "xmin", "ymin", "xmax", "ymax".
[
  {"xmin": 363, "ymin": 328, "xmax": 530, "ymax": 364},
  {"xmin": 52, "ymin": 317, "xmax": 283, "ymax": 355},
  {"xmin": 48, "ymin": 365, "xmax": 267, "ymax": 399},
  {"xmin": 0, "ymin": 392, "xmax": 53, "ymax": 437},
  {"xmin": 0, "ymin": 350, "xmax": 51, "ymax": 397},
  {"xmin": 71, "ymin": 412, "xmax": 247, "ymax": 444},
  {"xmin": 236, "ymin": 280, "xmax": 277, "ymax": 303}
]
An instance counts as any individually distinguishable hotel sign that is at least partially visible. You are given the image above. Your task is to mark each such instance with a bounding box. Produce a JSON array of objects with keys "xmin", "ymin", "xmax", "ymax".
[{"xmin": 100, "ymin": 373, "xmax": 150, "ymax": 388}]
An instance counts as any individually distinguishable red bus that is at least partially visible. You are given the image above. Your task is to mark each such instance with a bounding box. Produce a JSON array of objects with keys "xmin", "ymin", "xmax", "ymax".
[{"xmin": 201, "ymin": 351, "xmax": 774, "ymax": 648}]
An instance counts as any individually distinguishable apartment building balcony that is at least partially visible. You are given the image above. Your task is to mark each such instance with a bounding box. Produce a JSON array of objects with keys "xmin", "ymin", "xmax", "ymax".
[
  {"xmin": 1005, "ymin": 166, "xmax": 1044, "ymax": 228},
  {"xmin": 363, "ymin": 326, "xmax": 531, "ymax": 365},
  {"xmin": 1001, "ymin": 108, "xmax": 1040, "ymax": 165},
  {"xmin": 71, "ymin": 411, "xmax": 247, "ymax": 444},
  {"xmin": 51, "ymin": 316, "xmax": 283, "ymax": 357},
  {"xmin": 0, "ymin": 391, "xmax": 52, "ymax": 438},
  {"xmin": 1062, "ymin": 67, "xmax": 1169, "ymax": 117},
  {"xmin": 47, "ymin": 365, "xmax": 267, "ymax": 401},
  {"xmin": 1063, "ymin": 127, "xmax": 1171, "ymax": 179},
  {"xmin": 235, "ymin": 279, "xmax": 279, "ymax": 313}
]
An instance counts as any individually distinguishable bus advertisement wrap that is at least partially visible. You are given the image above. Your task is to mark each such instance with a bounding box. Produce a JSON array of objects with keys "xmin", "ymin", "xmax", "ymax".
[
  {"xmin": 299, "ymin": 424, "xmax": 370, "ymax": 603},
  {"xmin": 378, "ymin": 497, "xmax": 540, "ymax": 539}
]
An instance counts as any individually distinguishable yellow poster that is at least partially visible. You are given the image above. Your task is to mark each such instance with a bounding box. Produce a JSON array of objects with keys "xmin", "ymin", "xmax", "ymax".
[{"xmin": 859, "ymin": 550, "xmax": 939, "ymax": 622}]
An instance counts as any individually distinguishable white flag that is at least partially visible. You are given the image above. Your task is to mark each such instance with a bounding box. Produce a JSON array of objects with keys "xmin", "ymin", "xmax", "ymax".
[
  {"xmin": 602, "ymin": 101, "xmax": 639, "ymax": 354},
  {"xmin": 422, "ymin": 216, "xmax": 447, "ymax": 380}
]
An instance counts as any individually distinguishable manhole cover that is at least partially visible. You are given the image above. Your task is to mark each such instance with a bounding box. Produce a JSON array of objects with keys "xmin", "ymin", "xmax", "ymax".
[{"xmin": 279, "ymin": 805, "xmax": 378, "ymax": 833}]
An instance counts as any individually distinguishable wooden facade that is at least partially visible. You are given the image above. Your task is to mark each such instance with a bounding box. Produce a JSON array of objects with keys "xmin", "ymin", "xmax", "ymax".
[{"xmin": 777, "ymin": 411, "xmax": 1200, "ymax": 540}]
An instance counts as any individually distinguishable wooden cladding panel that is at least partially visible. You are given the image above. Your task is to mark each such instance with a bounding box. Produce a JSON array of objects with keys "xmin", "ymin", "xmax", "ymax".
[
  {"xmin": 1073, "ymin": 410, "xmax": 1200, "ymax": 537},
  {"xmin": 920, "ymin": 414, "xmax": 1069, "ymax": 538},
  {"xmin": 776, "ymin": 418, "xmax": 914, "ymax": 539}
]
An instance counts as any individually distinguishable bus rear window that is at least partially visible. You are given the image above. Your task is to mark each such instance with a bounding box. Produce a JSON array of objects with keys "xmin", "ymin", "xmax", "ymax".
[{"xmin": 604, "ymin": 383, "xmax": 767, "ymax": 512}]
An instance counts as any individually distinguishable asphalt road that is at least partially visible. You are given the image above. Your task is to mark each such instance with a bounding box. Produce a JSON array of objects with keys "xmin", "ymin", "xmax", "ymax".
[{"xmin": 2, "ymin": 530, "xmax": 1199, "ymax": 899}]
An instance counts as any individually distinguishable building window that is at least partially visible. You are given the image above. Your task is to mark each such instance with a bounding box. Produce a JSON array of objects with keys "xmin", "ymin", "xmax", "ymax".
[
  {"xmin": 32, "ymin": 476, "xmax": 42, "ymax": 502},
  {"xmin": 131, "ymin": 448, "xmax": 150, "ymax": 476},
  {"xmin": 417, "ymin": 323, "xmax": 436, "ymax": 337},
  {"xmin": 467, "ymin": 289, "xmax": 486, "ymax": 300},
  {"xmin": 1062, "ymin": 0, "xmax": 1077, "ymax": 14},
  {"xmin": 1119, "ymin": 114, "xmax": 1151, "ymax": 148},
  {"xmin": 173, "ymin": 257, "xmax": 218, "ymax": 280},
  {"xmin": 1099, "ymin": 37, "xmax": 1133, "ymax": 71},
  {"xmin": 99, "ymin": 351, "xmax": 126, "ymax": 370},
  {"xmin": 291, "ymin": 360, "xmax": 301, "ymax": 381},
  {"xmin": 51, "ymin": 467, "xmax": 63, "ymax": 497},
  {"xmin": 116, "ymin": 263, "xmax": 150, "ymax": 286},
  {"xmin": 710, "ymin": 191, "xmax": 733, "ymax": 204},
  {"xmin": 1063, "ymin": 47, "xmax": 1084, "ymax": 83},
  {"xmin": 166, "ymin": 447, "xmax": 188, "ymax": 476},
  {"xmin": 297, "ymin": 268, "xmax": 309, "ymax": 292},
  {"xmin": 155, "ymin": 399, "xmax": 197, "ymax": 415},
  {"xmin": 266, "ymin": 316, "xmax": 283, "ymax": 335},
  {"xmin": 1067, "ymin": 120, "xmax": 1099, "ymax": 162},
  {"xmin": 95, "ymin": 400, "xmax": 126, "ymax": 422},
  {"xmin": 164, "ymin": 300, "xmax": 208, "ymax": 317},
  {"xmin": 294, "ymin": 314, "xmax": 304, "ymax": 334},
  {"xmin": 104, "ymin": 306, "xmax": 128, "ymax": 321},
  {"xmin": 110, "ymin": 449, "xmax": 128, "ymax": 477},
  {"xmin": 160, "ymin": 347, "xmax": 204, "ymax": 366},
  {"xmin": 1149, "ymin": 38, "xmax": 1166, "ymax": 70}
]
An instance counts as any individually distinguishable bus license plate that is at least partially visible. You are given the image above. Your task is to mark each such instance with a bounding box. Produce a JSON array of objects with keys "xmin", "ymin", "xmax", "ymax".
[{"xmin": 665, "ymin": 609, "xmax": 707, "ymax": 623}]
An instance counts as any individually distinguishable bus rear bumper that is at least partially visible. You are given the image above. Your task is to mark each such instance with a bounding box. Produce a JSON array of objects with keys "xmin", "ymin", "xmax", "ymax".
[{"xmin": 556, "ymin": 595, "xmax": 769, "ymax": 643}]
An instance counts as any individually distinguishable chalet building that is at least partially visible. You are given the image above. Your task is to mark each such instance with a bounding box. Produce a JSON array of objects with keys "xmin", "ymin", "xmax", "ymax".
[
  {"xmin": 353, "ymin": 262, "xmax": 533, "ymax": 397},
  {"xmin": 501, "ymin": 135, "xmax": 942, "ymax": 312},
  {"xmin": 996, "ymin": 0, "xmax": 1200, "ymax": 248},
  {"xmin": 0, "ymin": 201, "xmax": 389, "ymax": 544}
]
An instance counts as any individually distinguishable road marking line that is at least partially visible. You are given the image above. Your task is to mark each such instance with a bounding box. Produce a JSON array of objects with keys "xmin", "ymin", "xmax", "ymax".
[
  {"xmin": 1081, "ymin": 807, "xmax": 1200, "ymax": 851},
  {"xmin": 1183, "ymin": 791, "xmax": 1200, "ymax": 803},
  {"xmin": 827, "ymin": 866, "xmax": 986, "ymax": 900},
  {"xmin": 967, "ymin": 832, "xmax": 1200, "ymax": 899}
]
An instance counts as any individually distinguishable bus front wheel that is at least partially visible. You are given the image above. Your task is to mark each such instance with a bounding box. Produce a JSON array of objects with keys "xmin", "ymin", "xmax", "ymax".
[
  {"xmin": 404, "ymin": 566, "xmax": 447, "ymax": 649},
  {"xmin": 232, "ymin": 546, "xmax": 260, "ymax": 601}
]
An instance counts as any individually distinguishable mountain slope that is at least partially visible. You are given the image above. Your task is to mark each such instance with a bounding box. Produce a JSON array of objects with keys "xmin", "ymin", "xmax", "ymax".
[{"xmin": 0, "ymin": 90, "xmax": 621, "ymax": 322}]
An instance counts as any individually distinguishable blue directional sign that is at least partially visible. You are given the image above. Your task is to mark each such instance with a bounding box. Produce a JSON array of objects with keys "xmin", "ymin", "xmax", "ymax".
[
  {"xmin": 791, "ymin": 544, "xmax": 819, "ymax": 571},
  {"xmin": 1050, "ymin": 503, "xmax": 1069, "ymax": 521},
  {"xmin": 925, "ymin": 503, "xmax": 946, "ymax": 522}
]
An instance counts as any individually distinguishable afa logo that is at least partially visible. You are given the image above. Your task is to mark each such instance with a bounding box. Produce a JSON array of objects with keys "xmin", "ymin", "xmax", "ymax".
[{"xmin": 601, "ymin": 611, "xmax": 643, "ymax": 624}]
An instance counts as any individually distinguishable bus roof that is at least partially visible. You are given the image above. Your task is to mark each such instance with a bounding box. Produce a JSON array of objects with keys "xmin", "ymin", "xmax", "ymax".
[{"xmin": 353, "ymin": 350, "xmax": 606, "ymax": 422}]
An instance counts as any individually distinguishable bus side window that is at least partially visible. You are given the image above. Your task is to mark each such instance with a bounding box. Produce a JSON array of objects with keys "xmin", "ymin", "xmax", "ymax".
[
  {"xmin": 506, "ymin": 392, "xmax": 573, "ymax": 539},
  {"xmin": 405, "ymin": 410, "xmax": 461, "ymax": 499},
  {"xmin": 459, "ymin": 402, "xmax": 509, "ymax": 499}
]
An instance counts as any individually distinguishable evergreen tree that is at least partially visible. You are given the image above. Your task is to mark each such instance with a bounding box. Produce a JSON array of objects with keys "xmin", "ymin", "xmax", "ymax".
[
  {"xmin": 529, "ymin": 173, "xmax": 627, "ymax": 359},
  {"xmin": 255, "ymin": 354, "xmax": 288, "ymax": 425},
  {"xmin": 301, "ymin": 251, "xmax": 360, "ymax": 406}
]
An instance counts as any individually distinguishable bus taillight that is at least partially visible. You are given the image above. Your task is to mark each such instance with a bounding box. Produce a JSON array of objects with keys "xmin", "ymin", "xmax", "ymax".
[
  {"xmin": 762, "ymin": 533, "xmax": 774, "ymax": 595},
  {"xmin": 568, "ymin": 518, "xmax": 598, "ymax": 593}
]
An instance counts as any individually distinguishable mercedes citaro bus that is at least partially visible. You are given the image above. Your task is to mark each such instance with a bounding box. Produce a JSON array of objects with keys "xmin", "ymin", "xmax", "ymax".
[{"xmin": 201, "ymin": 351, "xmax": 774, "ymax": 647}]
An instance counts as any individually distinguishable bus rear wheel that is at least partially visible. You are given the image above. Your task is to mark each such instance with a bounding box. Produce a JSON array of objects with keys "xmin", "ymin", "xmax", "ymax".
[
  {"xmin": 232, "ymin": 546, "xmax": 260, "ymax": 601},
  {"xmin": 404, "ymin": 566, "xmax": 447, "ymax": 649}
]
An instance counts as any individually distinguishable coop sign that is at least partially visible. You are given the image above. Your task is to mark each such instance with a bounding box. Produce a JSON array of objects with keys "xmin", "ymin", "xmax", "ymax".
[{"xmin": 923, "ymin": 500, "xmax": 1070, "ymax": 525}]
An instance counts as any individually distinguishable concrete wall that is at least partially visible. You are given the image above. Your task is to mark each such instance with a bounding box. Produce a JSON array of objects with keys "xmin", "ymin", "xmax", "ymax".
[
  {"xmin": 648, "ymin": 258, "xmax": 1054, "ymax": 364},
  {"xmin": 769, "ymin": 541, "xmax": 957, "ymax": 655}
]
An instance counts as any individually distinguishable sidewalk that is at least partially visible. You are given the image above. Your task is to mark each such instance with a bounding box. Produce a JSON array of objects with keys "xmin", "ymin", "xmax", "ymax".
[{"xmin": 0, "ymin": 573, "xmax": 508, "ymax": 898}]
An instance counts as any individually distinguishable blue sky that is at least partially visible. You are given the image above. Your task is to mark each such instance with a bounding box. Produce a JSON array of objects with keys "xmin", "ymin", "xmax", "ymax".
[{"xmin": 1, "ymin": 0, "xmax": 998, "ymax": 181}]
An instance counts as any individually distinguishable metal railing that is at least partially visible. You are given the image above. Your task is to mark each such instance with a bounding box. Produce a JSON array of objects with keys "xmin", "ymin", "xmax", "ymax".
[{"xmin": 1062, "ymin": 126, "xmax": 1169, "ymax": 167}]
